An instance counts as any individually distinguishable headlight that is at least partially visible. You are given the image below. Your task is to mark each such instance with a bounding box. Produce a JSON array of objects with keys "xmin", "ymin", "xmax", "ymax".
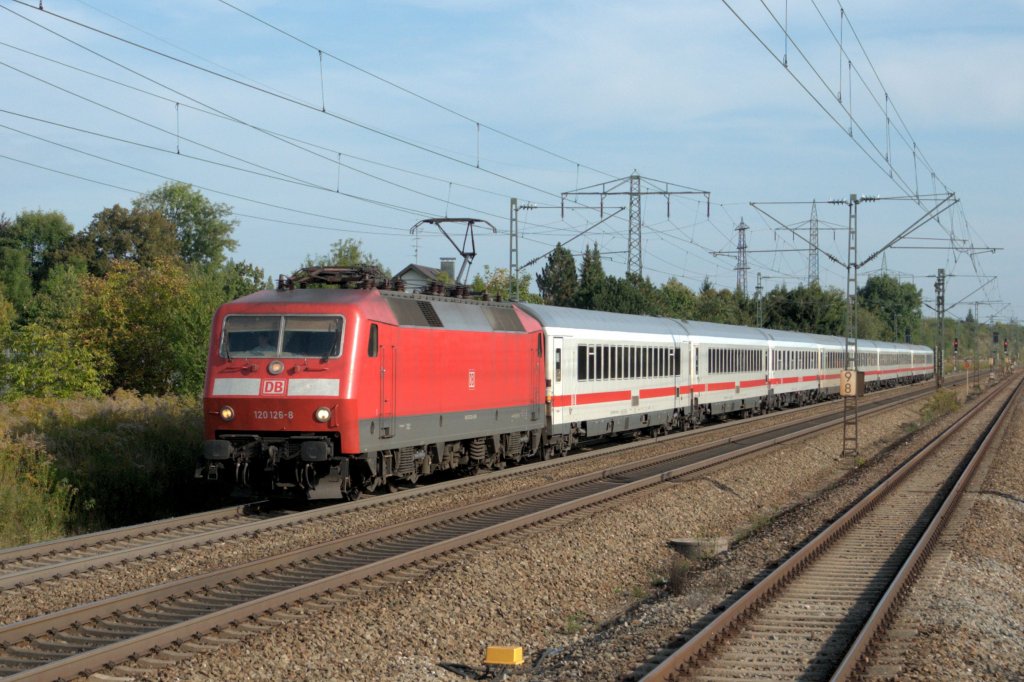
[
  {"xmin": 313, "ymin": 407, "xmax": 331, "ymax": 423},
  {"xmin": 219, "ymin": 406, "xmax": 235, "ymax": 422},
  {"xmin": 267, "ymin": 360, "xmax": 285, "ymax": 375}
]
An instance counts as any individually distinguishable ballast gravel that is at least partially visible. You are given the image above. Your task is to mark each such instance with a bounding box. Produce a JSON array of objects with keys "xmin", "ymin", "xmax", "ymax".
[{"xmin": 115, "ymin": 384, "xmax": 1009, "ymax": 682}]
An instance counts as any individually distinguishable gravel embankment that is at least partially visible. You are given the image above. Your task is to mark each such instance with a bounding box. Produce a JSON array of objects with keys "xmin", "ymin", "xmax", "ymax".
[{"xmin": 128, "ymin": 385, "xmax": 972, "ymax": 681}]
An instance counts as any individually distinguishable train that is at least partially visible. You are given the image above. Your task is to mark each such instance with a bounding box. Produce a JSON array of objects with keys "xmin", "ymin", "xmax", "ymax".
[{"xmin": 196, "ymin": 268, "xmax": 934, "ymax": 500}]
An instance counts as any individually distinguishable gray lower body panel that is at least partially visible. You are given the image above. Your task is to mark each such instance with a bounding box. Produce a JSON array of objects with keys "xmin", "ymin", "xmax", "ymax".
[{"xmin": 357, "ymin": 404, "xmax": 544, "ymax": 453}]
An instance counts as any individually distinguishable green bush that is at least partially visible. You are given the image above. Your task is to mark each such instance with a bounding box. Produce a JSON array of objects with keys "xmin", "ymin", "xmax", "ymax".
[
  {"xmin": 0, "ymin": 391, "xmax": 212, "ymax": 538},
  {"xmin": 0, "ymin": 435, "xmax": 78, "ymax": 547},
  {"xmin": 0, "ymin": 323, "xmax": 111, "ymax": 399},
  {"xmin": 920, "ymin": 389, "xmax": 960, "ymax": 425}
]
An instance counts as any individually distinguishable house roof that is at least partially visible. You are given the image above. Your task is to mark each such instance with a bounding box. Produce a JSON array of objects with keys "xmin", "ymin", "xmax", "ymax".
[{"xmin": 396, "ymin": 263, "xmax": 442, "ymax": 280}]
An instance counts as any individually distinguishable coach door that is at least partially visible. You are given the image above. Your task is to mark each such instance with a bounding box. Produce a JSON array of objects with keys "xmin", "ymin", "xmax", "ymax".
[
  {"xmin": 549, "ymin": 336, "xmax": 563, "ymax": 420},
  {"xmin": 379, "ymin": 343, "xmax": 396, "ymax": 439}
]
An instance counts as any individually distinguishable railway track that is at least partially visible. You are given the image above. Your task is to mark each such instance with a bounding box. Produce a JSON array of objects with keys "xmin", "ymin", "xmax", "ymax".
[
  {"xmin": 0, "ymin": 380, "xmax": 944, "ymax": 592},
  {"xmin": 0, "ymin": 379, "xmax": 957, "ymax": 680},
  {"xmin": 638, "ymin": 374, "xmax": 1019, "ymax": 681}
]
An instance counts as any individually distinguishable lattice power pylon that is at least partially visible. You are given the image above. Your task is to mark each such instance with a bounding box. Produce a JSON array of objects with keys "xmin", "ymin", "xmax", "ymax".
[
  {"xmin": 808, "ymin": 200, "xmax": 820, "ymax": 285},
  {"xmin": 735, "ymin": 219, "xmax": 749, "ymax": 296},
  {"xmin": 561, "ymin": 174, "xmax": 710, "ymax": 279}
]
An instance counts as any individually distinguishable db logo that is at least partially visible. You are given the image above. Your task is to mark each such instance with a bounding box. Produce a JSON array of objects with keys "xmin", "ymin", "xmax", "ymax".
[{"xmin": 261, "ymin": 379, "xmax": 287, "ymax": 396}]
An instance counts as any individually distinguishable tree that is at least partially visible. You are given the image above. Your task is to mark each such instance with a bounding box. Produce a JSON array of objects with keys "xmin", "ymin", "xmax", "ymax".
[
  {"xmin": 573, "ymin": 244, "xmax": 610, "ymax": 310},
  {"xmin": 469, "ymin": 266, "xmax": 540, "ymax": 302},
  {"xmin": 303, "ymin": 237, "xmax": 390, "ymax": 277},
  {"xmin": 208, "ymin": 260, "xmax": 268, "ymax": 301},
  {"xmin": 77, "ymin": 259, "xmax": 202, "ymax": 394},
  {"xmin": 763, "ymin": 282, "xmax": 845, "ymax": 335},
  {"xmin": 535, "ymin": 243, "xmax": 577, "ymax": 306},
  {"xmin": 24, "ymin": 264, "xmax": 89, "ymax": 327},
  {"xmin": 0, "ymin": 291, "xmax": 15, "ymax": 333},
  {"xmin": 0, "ymin": 243, "xmax": 32, "ymax": 313},
  {"xmin": 9, "ymin": 210, "xmax": 77, "ymax": 287},
  {"xmin": 694, "ymin": 278, "xmax": 748, "ymax": 325},
  {"xmin": 660, "ymin": 277, "xmax": 698, "ymax": 320},
  {"xmin": 0, "ymin": 322, "xmax": 110, "ymax": 399},
  {"xmin": 600, "ymin": 273, "xmax": 664, "ymax": 316},
  {"xmin": 81, "ymin": 205, "xmax": 179, "ymax": 276},
  {"xmin": 859, "ymin": 275, "xmax": 922, "ymax": 342},
  {"xmin": 133, "ymin": 182, "xmax": 238, "ymax": 266}
]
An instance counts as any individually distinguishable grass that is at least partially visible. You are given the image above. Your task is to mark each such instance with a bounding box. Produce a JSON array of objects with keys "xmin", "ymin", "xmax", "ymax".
[
  {"xmin": 562, "ymin": 612, "xmax": 589, "ymax": 635},
  {"xmin": 733, "ymin": 510, "xmax": 776, "ymax": 544},
  {"xmin": 919, "ymin": 389, "xmax": 961, "ymax": 426},
  {"xmin": 0, "ymin": 435, "xmax": 78, "ymax": 548},
  {"xmin": 667, "ymin": 555, "xmax": 694, "ymax": 596},
  {"xmin": 0, "ymin": 391, "xmax": 217, "ymax": 548}
]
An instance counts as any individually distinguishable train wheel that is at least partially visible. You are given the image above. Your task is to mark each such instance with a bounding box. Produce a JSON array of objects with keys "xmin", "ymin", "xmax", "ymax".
[{"xmin": 358, "ymin": 475, "xmax": 381, "ymax": 494}]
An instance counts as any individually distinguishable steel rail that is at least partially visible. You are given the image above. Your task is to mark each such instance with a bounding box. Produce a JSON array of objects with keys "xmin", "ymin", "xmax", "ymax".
[
  {"xmin": 0, "ymin": 380, "xmax": 949, "ymax": 680},
  {"xmin": 0, "ymin": 501, "xmax": 268, "ymax": 566},
  {"xmin": 831, "ymin": 376, "xmax": 1024, "ymax": 680},
  {"xmin": 0, "ymin": 379, "xmax": 943, "ymax": 590},
  {"xmin": 640, "ymin": 374, "xmax": 1016, "ymax": 681}
]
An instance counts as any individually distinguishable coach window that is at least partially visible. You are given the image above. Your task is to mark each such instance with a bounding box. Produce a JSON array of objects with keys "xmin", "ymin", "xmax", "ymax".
[
  {"xmin": 588, "ymin": 346, "xmax": 596, "ymax": 380},
  {"xmin": 555, "ymin": 348, "xmax": 562, "ymax": 382},
  {"xmin": 367, "ymin": 323, "xmax": 378, "ymax": 357},
  {"xmin": 578, "ymin": 346, "xmax": 587, "ymax": 381},
  {"xmin": 603, "ymin": 346, "xmax": 610, "ymax": 380},
  {"xmin": 618, "ymin": 347, "xmax": 624, "ymax": 379}
]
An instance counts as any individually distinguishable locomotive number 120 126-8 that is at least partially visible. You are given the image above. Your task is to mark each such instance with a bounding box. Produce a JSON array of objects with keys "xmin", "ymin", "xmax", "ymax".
[{"xmin": 253, "ymin": 410, "xmax": 294, "ymax": 421}]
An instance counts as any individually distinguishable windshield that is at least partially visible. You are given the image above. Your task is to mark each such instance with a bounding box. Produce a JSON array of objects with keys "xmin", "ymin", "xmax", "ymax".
[{"xmin": 221, "ymin": 315, "xmax": 344, "ymax": 358}]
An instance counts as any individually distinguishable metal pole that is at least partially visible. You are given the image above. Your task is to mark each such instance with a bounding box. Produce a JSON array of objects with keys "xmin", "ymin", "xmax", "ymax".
[
  {"xmin": 509, "ymin": 198, "xmax": 519, "ymax": 301},
  {"xmin": 934, "ymin": 268, "xmax": 945, "ymax": 386},
  {"xmin": 842, "ymin": 194, "xmax": 859, "ymax": 458}
]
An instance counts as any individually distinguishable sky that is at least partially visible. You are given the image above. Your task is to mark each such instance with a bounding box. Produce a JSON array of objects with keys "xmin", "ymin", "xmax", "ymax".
[{"xmin": 1, "ymin": 0, "xmax": 1021, "ymax": 324}]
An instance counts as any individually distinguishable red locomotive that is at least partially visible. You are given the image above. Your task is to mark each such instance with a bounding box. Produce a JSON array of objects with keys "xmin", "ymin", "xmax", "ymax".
[{"xmin": 198, "ymin": 268, "xmax": 545, "ymax": 499}]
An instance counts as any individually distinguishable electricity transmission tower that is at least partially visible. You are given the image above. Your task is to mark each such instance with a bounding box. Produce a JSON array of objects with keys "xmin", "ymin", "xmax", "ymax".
[
  {"xmin": 561, "ymin": 173, "xmax": 709, "ymax": 278},
  {"xmin": 808, "ymin": 200, "xmax": 820, "ymax": 285},
  {"xmin": 735, "ymin": 219, "xmax": 749, "ymax": 296}
]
